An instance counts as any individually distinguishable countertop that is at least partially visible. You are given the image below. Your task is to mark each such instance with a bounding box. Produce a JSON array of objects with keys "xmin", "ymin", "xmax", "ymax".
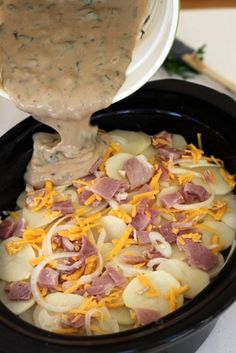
[{"xmin": 0, "ymin": 6, "xmax": 236, "ymax": 353}]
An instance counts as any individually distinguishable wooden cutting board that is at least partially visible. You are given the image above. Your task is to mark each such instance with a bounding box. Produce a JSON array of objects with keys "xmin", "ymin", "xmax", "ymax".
[{"xmin": 181, "ymin": 0, "xmax": 236, "ymax": 9}]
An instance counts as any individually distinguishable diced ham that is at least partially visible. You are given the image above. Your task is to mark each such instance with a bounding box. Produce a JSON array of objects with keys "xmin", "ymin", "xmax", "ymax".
[
  {"xmin": 115, "ymin": 191, "xmax": 128, "ymax": 203},
  {"xmin": 124, "ymin": 156, "xmax": 154, "ymax": 190},
  {"xmin": 158, "ymin": 164, "xmax": 170, "ymax": 182},
  {"xmin": 151, "ymin": 131, "xmax": 172, "ymax": 149},
  {"xmin": 136, "ymin": 198, "xmax": 149, "ymax": 214},
  {"xmin": 62, "ymin": 237, "xmax": 75, "ymax": 251},
  {"xmin": 135, "ymin": 308, "xmax": 160, "ymax": 325},
  {"xmin": 5, "ymin": 281, "xmax": 32, "ymax": 301},
  {"xmin": 90, "ymin": 177, "xmax": 121, "ymax": 200},
  {"xmin": 13, "ymin": 218, "xmax": 25, "ymax": 237},
  {"xmin": 160, "ymin": 191, "xmax": 184, "ymax": 209},
  {"xmin": 89, "ymin": 158, "xmax": 103, "ymax": 174},
  {"xmin": 137, "ymin": 184, "xmax": 152, "ymax": 194},
  {"xmin": 0, "ymin": 218, "xmax": 17, "ymax": 239},
  {"xmin": 148, "ymin": 208, "xmax": 160, "ymax": 221},
  {"xmin": 157, "ymin": 147, "xmax": 183, "ymax": 161},
  {"xmin": 86, "ymin": 265, "xmax": 126, "ymax": 297},
  {"xmin": 52, "ymin": 200, "xmax": 73, "ymax": 215},
  {"xmin": 179, "ymin": 239, "xmax": 218, "ymax": 271},
  {"xmin": 80, "ymin": 236, "xmax": 97, "ymax": 258},
  {"xmin": 62, "ymin": 314, "xmax": 85, "ymax": 328},
  {"xmin": 25, "ymin": 188, "xmax": 45, "ymax": 208},
  {"xmin": 131, "ymin": 213, "xmax": 150, "ymax": 231},
  {"xmin": 159, "ymin": 222, "xmax": 177, "ymax": 243},
  {"xmin": 78, "ymin": 190, "xmax": 94, "ymax": 205},
  {"xmin": 136, "ymin": 230, "xmax": 151, "ymax": 245},
  {"xmin": 123, "ymin": 255, "xmax": 147, "ymax": 265},
  {"xmin": 52, "ymin": 235, "xmax": 62, "ymax": 247},
  {"xmin": 181, "ymin": 183, "xmax": 209, "ymax": 204},
  {"xmin": 38, "ymin": 267, "xmax": 59, "ymax": 289},
  {"xmin": 105, "ymin": 264, "xmax": 127, "ymax": 287},
  {"xmin": 143, "ymin": 246, "xmax": 163, "ymax": 260}
]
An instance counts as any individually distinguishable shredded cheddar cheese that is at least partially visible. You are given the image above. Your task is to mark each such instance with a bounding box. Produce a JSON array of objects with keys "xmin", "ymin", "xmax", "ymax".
[
  {"xmin": 165, "ymin": 285, "xmax": 189, "ymax": 312},
  {"xmin": 130, "ymin": 190, "xmax": 158, "ymax": 205},
  {"xmin": 220, "ymin": 168, "xmax": 236, "ymax": 188},
  {"xmin": 106, "ymin": 225, "xmax": 133, "ymax": 260},
  {"xmin": 137, "ymin": 274, "xmax": 160, "ymax": 298}
]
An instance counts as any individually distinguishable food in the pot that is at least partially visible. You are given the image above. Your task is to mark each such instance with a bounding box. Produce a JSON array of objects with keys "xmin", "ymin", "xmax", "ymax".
[{"xmin": 0, "ymin": 130, "xmax": 235, "ymax": 335}]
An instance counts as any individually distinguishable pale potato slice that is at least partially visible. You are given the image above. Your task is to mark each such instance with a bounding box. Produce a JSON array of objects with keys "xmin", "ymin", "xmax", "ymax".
[
  {"xmin": 22, "ymin": 207, "xmax": 60, "ymax": 228},
  {"xmin": 0, "ymin": 237, "xmax": 35, "ymax": 281},
  {"xmin": 55, "ymin": 187, "xmax": 78, "ymax": 203},
  {"xmin": 19, "ymin": 305, "xmax": 35, "ymax": 324},
  {"xmin": 44, "ymin": 292, "xmax": 83, "ymax": 309},
  {"xmin": 172, "ymin": 134, "xmax": 187, "ymax": 149},
  {"xmin": 142, "ymin": 145, "xmax": 156, "ymax": 160},
  {"xmin": 170, "ymin": 244, "xmax": 186, "ymax": 261},
  {"xmin": 33, "ymin": 305, "xmax": 61, "ymax": 331},
  {"xmin": 16, "ymin": 191, "xmax": 26, "ymax": 208},
  {"xmin": 208, "ymin": 253, "xmax": 224, "ymax": 278},
  {"xmin": 105, "ymin": 153, "xmax": 133, "ymax": 180},
  {"xmin": 0, "ymin": 280, "xmax": 35, "ymax": 315},
  {"xmin": 109, "ymin": 306, "xmax": 135, "ymax": 325},
  {"xmin": 119, "ymin": 324, "xmax": 134, "ymax": 331},
  {"xmin": 221, "ymin": 194, "xmax": 236, "ymax": 230},
  {"xmin": 192, "ymin": 166, "xmax": 233, "ymax": 195},
  {"xmin": 201, "ymin": 220, "xmax": 235, "ymax": 250},
  {"xmin": 101, "ymin": 215, "xmax": 127, "ymax": 241},
  {"xmin": 108, "ymin": 130, "xmax": 151, "ymax": 155},
  {"xmin": 123, "ymin": 270, "xmax": 183, "ymax": 317},
  {"xmin": 158, "ymin": 259, "xmax": 210, "ymax": 299}
]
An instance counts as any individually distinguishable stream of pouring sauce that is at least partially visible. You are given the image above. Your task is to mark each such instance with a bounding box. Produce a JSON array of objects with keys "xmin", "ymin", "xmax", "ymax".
[{"xmin": 0, "ymin": 0, "xmax": 148, "ymax": 188}]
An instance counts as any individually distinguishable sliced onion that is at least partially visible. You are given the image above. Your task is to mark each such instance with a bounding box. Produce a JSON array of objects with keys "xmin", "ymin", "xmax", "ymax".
[
  {"xmin": 84, "ymin": 307, "xmax": 119, "ymax": 336},
  {"xmin": 42, "ymin": 215, "xmax": 73, "ymax": 256},
  {"xmin": 173, "ymin": 193, "xmax": 214, "ymax": 210},
  {"xmin": 149, "ymin": 231, "xmax": 172, "ymax": 258},
  {"xmin": 147, "ymin": 257, "xmax": 167, "ymax": 268},
  {"xmin": 85, "ymin": 308, "xmax": 104, "ymax": 335},
  {"xmin": 84, "ymin": 201, "xmax": 108, "ymax": 216},
  {"xmin": 173, "ymin": 159, "xmax": 220, "ymax": 169},
  {"xmin": 107, "ymin": 199, "xmax": 119, "ymax": 210},
  {"xmin": 168, "ymin": 166, "xmax": 202, "ymax": 177},
  {"xmin": 79, "ymin": 251, "xmax": 103, "ymax": 285},
  {"xmin": 113, "ymin": 256, "xmax": 150, "ymax": 277},
  {"xmin": 31, "ymin": 252, "xmax": 80, "ymax": 312}
]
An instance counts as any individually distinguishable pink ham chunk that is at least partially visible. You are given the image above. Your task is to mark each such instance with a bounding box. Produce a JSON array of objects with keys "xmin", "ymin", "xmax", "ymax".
[
  {"xmin": 38, "ymin": 267, "xmax": 59, "ymax": 290},
  {"xmin": 52, "ymin": 200, "xmax": 73, "ymax": 214},
  {"xmin": 90, "ymin": 177, "xmax": 121, "ymax": 200},
  {"xmin": 80, "ymin": 236, "xmax": 97, "ymax": 258},
  {"xmin": 135, "ymin": 308, "xmax": 160, "ymax": 325},
  {"xmin": 160, "ymin": 191, "xmax": 184, "ymax": 209},
  {"xmin": 5, "ymin": 281, "xmax": 32, "ymax": 301},
  {"xmin": 0, "ymin": 219, "xmax": 17, "ymax": 239},
  {"xmin": 179, "ymin": 239, "xmax": 218, "ymax": 271},
  {"xmin": 131, "ymin": 213, "xmax": 150, "ymax": 231},
  {"xmin": 151, "ymin": 131, "xmax": 172, "ymax": 149},
  {"xmin": 86, "ymin": 265, "xmax": 126, "ymax": 298},
  {"xmin": 123, "ymin": 255, "xmax": 147, "ymax": 265},
  {"xmin": 181, "ymin": 183, "xmax": 209, "ymax": 204},
  {"xmin": 89, "ymin": 158, "xmax": 103, "ymax": 175},
  {"xmin": 159, "ymin": 222, "xmax": 177, "ymax": 243},
  {"xmin": 157, "ymin": 147, "xmax": 183, "ymax": 161},
  {"xmin": 124, "ymin": 156, "xmax": 154, "ymax": 190},
  {"xmin": 136, "ymin": 230, "xmax": 151, "ymax": 245}
]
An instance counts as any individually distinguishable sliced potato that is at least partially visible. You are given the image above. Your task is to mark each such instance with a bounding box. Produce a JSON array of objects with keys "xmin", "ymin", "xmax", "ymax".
[
  {"xmin": 123, "ymin": 270, "xmax": 183, "ymax": 317},
  {"xmin": 44, "ymin": 292, "xmax": 83, "ymax": 309},
  {"xmin": 109, "ymin": 306, "xmax": 135, "ymax": 325},
  {"xmin": 192, "ymin": 166, "xmax": 233, "ymax": 195},
  {"xmin": 101, "ymin": 215, "xmax": 127, "ymax": 241},
  {"xmin": 201, "ymin": 220, "xmax": 235, "ymax": 250},
  {"xmin": 16, "ymin": 191, "xmax": 26, "ymax": 208},
  {"xmin": 108, "ymin": 130, "xmax": 151, "ymax": 155},
  {"xmin": 221, "ymin": 194, "xmax": 236, "ymax": 230},
  {"xmin": 33, "ymin": 305, "xmax": 61, "ymax": 331},
  {"xmin": 22, "ymin": 207, "xmax": 60, "ymax": 228},
  {"xmin": 119, "ymin": 203, "xmax": 135, "ymax": 215},
  {"xmin": 172, "ymin": 134, "xmax": 187, "ymax": 150},
  {"xmin": 0, "ymin": 237, "xmax": 35, "ymax": 281},
  {"xmin": 19, "ymin": 305, "xmax": 35, "ymax": 324},
  {"xmin": 55, "ymin": 187, "xmax": 78, "ymax": 203},
  {"xmin": 170, "ymin": 244, "xmax": 186, "ymax": 261},
  {"xmin": 105, "ymin": 153, "xmax": 133, "ymax": 180},
  {"xmin": 142, "ymin": 145, "xmax": 156, "ymax": 160},
  {"xmin": 208, "ymin": 253, "xmax": 224, "ymax": 278},
  {"xmin": 158, "ymin": 259, "xmax": 210, "ymax": 299},
  {"xmin": 0, "ymin": 280, "xmax": 35, "ymax": 315}
]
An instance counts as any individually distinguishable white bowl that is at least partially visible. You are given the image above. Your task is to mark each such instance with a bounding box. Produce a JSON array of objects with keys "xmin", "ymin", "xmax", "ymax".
[
  {"xmin": 0, "ymin": 0, "xmax": 179, "ymax": 103},
  {"xmin": 114, "ymin": 0, "xmax": 180, "ymax": 102}
]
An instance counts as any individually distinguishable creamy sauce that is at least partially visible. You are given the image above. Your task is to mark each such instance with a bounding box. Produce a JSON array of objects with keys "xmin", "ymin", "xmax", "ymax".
[{"xmin": 0, "ymin": 0, "xmax": 148, "ymax": 187}]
